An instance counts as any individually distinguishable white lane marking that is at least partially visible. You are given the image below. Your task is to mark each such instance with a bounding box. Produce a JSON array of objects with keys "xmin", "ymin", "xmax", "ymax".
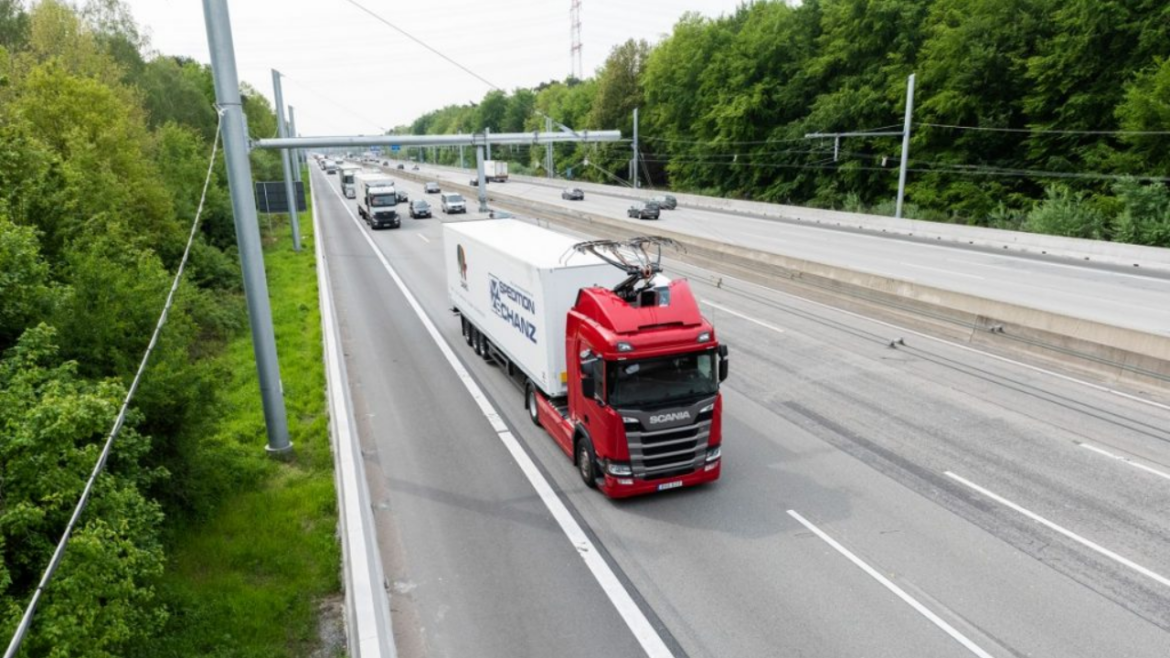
[
  {"xmin": 900, "ymin": 262, "xmax": 987, "ymax": 280},
  {"xmin": 417, "ymin": 233, "xmax": 430, "ymax": 243},
  {"xmin": 1079, "ymin": 444, "xmax": 1170, "ymax": 482},
  {"xmin": 702, "ymin": 301, "xmax": 785, "ymax": 334},
  {"xmin": 678, "ymin": 265, "xmax": 1170, "ymax": 414},
  {"xmin": 945, "ymin": 471, "xmax": 1170, "ymax": 589},
  {"xmin": 786, "ymin": 510, "xmax": 996, "ymax": 658},
  {"xmin": 312, "ymin": 173, "xmax": 398, "ymax": 657},
  {"xmin": 323, "ymin": 178, "xmax": 675, "ymax": 658}
]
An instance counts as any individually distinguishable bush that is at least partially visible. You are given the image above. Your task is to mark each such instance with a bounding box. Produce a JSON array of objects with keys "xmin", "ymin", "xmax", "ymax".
[
  {"xmin": 1023, "ymin": 185, "xmax": 1108, "ymax": 239},
  {"xmin": 1111, "ymin": 179, "xmax": 1170, "ymax": 247}
]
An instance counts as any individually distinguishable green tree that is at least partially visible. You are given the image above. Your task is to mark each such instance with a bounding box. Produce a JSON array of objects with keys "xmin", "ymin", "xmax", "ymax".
[
  {"xmin": 0, "ymin": 214, "xmax": 54, "ymax": 346},
  {"xmin": 0, "ymin": 325, "xmax": 166, "ymax": 657}
]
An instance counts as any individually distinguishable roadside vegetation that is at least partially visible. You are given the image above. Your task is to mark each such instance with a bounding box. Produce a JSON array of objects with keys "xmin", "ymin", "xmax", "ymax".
[
  {"xmin": 401, "ymin": 0, "xmax": 1170, "ymax": 246},
  {"xmin": 0, "ymin": 1, "xmax": 339, "ymax": 656}
]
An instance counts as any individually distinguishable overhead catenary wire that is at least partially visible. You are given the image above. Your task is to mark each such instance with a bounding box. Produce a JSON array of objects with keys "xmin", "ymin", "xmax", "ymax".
[
  {"xmin": 3, "ymin": 111, "xmax": 224, "ymax": 658},
  {"xmin": 338, "ymin": 0, "xmax": 576, "ymax": 136},
  {"xmin": 918, "ymin": 122, "xmax": 1170, "ymax": 136}
]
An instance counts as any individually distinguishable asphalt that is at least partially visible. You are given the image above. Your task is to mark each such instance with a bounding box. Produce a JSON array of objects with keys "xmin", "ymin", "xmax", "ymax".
[
  {"xmin": 403, "ymin": 162, "xmax": 1170, "ymax": 338},
  {"xmin": 312, "ymin": 163, "xmax": 1170, "ymax": 658}
]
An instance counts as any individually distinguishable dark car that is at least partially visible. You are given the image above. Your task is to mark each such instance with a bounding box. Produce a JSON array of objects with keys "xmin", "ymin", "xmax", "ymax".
[
  {"xmin": 627, "ymin": 201, "xmax": 660, "ymax": 220},
  {"xmin": 469, "ymin": 178, "xmax": 485, "ymax": 186},
  {"xmin": 411, "ymin": 165, "xmax": 420, "ymax": 171},
  {"xmin": 396, "ymin": 190, "xmax": 409, "ymax": 204},
  {"xmin": 382, "ymin": 160, "xmax": 389, "ymax": 166},
  {"xmin": 424, "ymin": 182, "xmax": 441, "ymax": 194},
  {"xmin": 561, "ymin": 187, "xmax": 585, "ymax": 201},
  {"xmin": 651, "ymin": 194, "xmax": 678, "ymax": 210},
  {"xmin": 409, "ymin": 200, "xmax": 431, "ymax": 219},
  {"xmin": 396, "ymin": 163, "xmax": 405, "ymax": 170}
]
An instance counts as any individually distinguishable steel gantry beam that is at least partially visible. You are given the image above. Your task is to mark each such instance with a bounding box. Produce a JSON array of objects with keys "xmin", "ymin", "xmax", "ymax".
[{"xmin": 252, "ymin": 130, "xmax": 623, "ymax": 151}]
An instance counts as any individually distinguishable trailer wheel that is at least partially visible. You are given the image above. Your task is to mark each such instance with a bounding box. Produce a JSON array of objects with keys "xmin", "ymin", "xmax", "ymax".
[
  {"xmin": 480, "ymin": 336, "xmax": 492, "ymax": 361},
  {"xmin": 462, "ymin": 318, "xmax": 472, "ymax": 346},
  {"xmin": 576, "ymin": 435, "xmax": 599, "ymax": 489},
  {"xmin": 525, "ymin": 383, "xmax": 541, "ymax": 426},
  {"xmin": 472, "ymin": 327, "xmax": 483, "ymax": 356}
]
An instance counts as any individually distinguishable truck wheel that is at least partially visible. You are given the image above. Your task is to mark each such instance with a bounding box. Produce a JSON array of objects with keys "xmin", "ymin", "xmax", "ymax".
[
  {"xmin": 480, "ymin": 336, "xmax": 492, "ymax": 361},
  {"xmin": 525, "ymin": 383, "xmax": 541, "ymax": 426},
  {"xmin": 471, "ymin": 327, "xmax": 482, "ymax": 356},
  {"xmin": 576, "ymin": 435, "xmax": 599, "ymax": 489},
  {"xmin": 462, "ymin": 318, "xmax": 473, "ymax": 346}
]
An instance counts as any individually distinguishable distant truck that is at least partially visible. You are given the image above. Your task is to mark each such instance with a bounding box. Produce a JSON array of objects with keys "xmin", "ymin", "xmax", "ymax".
[
  {"xmin": 339, "ymin": 164, "xmax": 361, "ymax": 198},
  {"xmin": 445, "ymin": 220, "xmax": 728, "ymax": 498},
  {"xmin": 354, "ymin": 172, "xmax": 400, "ymax": 229},
  {"xmin": 484, "ymin": 160, "xmax": 508, "ymax": 182}
]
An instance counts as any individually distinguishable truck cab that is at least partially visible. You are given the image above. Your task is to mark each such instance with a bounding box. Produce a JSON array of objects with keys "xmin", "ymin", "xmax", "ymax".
[{"xmin": 556, "ymin": 277, "xmax": 727, "ymax": 497}]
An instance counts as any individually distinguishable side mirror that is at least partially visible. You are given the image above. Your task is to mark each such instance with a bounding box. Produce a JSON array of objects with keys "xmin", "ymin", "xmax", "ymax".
[
  {"xmin": 718, "ymin": 344, "xmax": 730, "ymax": 382},
  {"xmin": 580, "ymin": 357, "xmax": 601, "ymax": 402}
]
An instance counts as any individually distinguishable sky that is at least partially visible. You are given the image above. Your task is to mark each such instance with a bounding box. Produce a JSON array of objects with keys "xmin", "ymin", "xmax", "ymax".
[{"xmin": 121, "ymin": 0, "xmax": 749, "ymax": 137}]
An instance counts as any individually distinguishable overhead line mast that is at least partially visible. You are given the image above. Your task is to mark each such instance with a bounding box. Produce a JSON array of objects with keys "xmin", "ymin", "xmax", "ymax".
[{"xmin": 570, "ymin": 0, "xmax": 583, "ymax": 80}]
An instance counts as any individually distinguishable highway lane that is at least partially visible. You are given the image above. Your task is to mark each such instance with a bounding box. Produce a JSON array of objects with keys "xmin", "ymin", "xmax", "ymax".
[
  {"xmin": 314, "ymin": 164, "xmax": 1170, "ymax": 657},
  {"xmin": 312, "ymin": 167, "xmax": 649, "ymax": 657},
  {"xmin": 392, "ymin": 161, "xmax": 1170, "ymax": 337}
]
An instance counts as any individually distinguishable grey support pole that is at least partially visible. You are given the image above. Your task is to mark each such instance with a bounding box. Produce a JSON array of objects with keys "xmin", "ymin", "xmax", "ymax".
[
  {"xmin": 632, "ymin": 107, "xmax": 639, "ymax": 189},
  {"xmin": 895, "ymin": 73, "xmax": 916, "ymax": 220},
  {"xmin": 288, "ymin": 105, "xmax": 301, "ymax": 182},
  {"xmin": 459, "ymin": 143, "xmax": 465, "ymax": 169},
  {"xmin": 475, "ymin": 145, "xmax": 488, "ymax": 212},
  {"xmin": 272, "ymin": 69, "xmax": 302, "ymax": 251},
  {"xmin": 204, "ymin": 0, "xmax": 291, "ymax": 454},
  {"xmin": 545, "ymin": 117, "xmax": 554, "ymax": 177},
  {"xmin": 485, "ymin": 127, "xmax": 492, "ymax": 160}
]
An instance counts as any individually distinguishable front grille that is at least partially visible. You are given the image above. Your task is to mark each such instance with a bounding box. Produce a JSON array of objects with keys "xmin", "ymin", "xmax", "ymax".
[{"xmin": 623, "ymin": 413, "xmax": 710, "ymax": 480}]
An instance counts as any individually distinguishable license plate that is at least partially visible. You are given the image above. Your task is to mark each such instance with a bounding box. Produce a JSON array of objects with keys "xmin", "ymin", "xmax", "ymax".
[{"xmin": 657, "ymin": 481, "xmax": 683, "ymax": 491}]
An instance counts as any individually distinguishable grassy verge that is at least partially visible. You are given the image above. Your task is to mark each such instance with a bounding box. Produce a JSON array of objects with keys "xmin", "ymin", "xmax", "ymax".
[{"xmin": 138, "ymin": 179, "xmax": 343, "ymax": 658}]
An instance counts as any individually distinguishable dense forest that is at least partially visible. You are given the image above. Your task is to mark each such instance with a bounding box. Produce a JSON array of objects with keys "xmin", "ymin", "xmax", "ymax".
[
  {"xmin": 403, "ymin": 0, "xmax": 1170, "ymax": 245},
  {"xmin": 0, "ymin": 1, "xmax": 295, "ymax": 654}
]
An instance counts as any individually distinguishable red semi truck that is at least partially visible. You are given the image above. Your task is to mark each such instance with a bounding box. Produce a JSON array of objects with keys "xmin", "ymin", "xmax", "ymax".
[{"xmin": 444, "ymin": 220, "xmax": 728, "ymax": 498}]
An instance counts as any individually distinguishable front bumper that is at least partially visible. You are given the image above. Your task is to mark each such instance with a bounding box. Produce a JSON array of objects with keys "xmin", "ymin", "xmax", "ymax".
[{"xmin": 599, "ymin": 459, "xmax": 720, "ymax": 498}]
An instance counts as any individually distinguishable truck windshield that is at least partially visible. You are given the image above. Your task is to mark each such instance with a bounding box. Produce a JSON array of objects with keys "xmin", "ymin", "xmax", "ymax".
[
  {"xmin": 607, "ymin": 351, "xmax": 718, "ymax": 408},
  {"xmin": 370, "ymin": 194, "xmax": 396, "ymax": 207}
]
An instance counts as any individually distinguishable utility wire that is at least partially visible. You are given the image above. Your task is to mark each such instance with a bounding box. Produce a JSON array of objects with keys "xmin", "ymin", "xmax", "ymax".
[
  {"xmin": 338, "ymin": 0, "xmax": 581, "ymax": 139},
  {"xmin": 3, "ymin": 112, "xmax": 224, "ymax": 658},
  {"xmin": 919, "ymin": 122, "xmax": 1170, "ymax": 136}
]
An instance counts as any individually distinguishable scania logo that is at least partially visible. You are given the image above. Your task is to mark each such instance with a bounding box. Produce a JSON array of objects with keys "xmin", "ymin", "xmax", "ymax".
[{"xmin": 648, "ymin": 411, "xmax": 691, "ymax": 424}]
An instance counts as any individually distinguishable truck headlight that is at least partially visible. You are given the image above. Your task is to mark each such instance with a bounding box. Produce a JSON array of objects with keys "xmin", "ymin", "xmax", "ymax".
[
  {"xmin": 607, "ymin": 462, "xmax": 632, "ymax": 476},
  {"xmin": 705, "ymin": 446, "xmax": 721, "ymax": 462},
  {"xmin": 699, "ymin": 404, "xmax": 714, "ymax": 414}
]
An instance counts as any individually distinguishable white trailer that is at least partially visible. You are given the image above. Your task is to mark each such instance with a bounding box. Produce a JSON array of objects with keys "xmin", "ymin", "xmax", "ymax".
[
  {"xmin": 339, "ymin": 164, "xmax": 361, "ymax": 198},
  {"xmin": 444, "ymin": 220, "xmax": 624, "ymax": 396},
  {"xmin": 484, "ymin": 160, "xmax": 509, "ymax": 182},
  {"xmin": 354, "ymin": 171, "xmax": 400, "ymax": 229}
]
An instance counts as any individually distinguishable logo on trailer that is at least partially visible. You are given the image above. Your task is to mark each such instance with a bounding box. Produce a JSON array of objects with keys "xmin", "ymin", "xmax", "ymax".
[
  {"xmin": 457, "ymin": 244, "xmax": 468, "ymax": 290},
  {"xmin": 489, "ymin": 274, "xmax": 538, "ymax": 344},
  {"xmin": 648, "ymin": 411, "xmax": 691, "ymax": 425}
]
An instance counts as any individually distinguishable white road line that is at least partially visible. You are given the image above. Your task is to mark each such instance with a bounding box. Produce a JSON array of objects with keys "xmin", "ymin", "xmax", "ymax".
[
  {"xmin": 312, "ymin": 175, "xmax": 398, "ymax": 657},
  {"xmin": 1079, "ymin": 444, "xmax": 1170, "ymax": 482},
  {"xmin": 945, "ymin": 471, "xmax": 1170, "ymax": 589},
  {"xmin": 786, "ymin": 510, "xmax": 996, "ymax": 658},
  {"xmin": 900, "ymin": 262, "xmax": 987, "ymax": 280},
  {"xmin": 417, "ymin": 233, "xmax": 430, "ymax": 243},
  {"xmin": 323, "ymin": 177, "xmax": 675, "ymax": 658},
  {"xmin": 678, "ymin": 265, "xmax": 1170, "ymax": 414},
  {"xmin": 702, "ymin": 301, "xmax": 785, "ymax": 334}
]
